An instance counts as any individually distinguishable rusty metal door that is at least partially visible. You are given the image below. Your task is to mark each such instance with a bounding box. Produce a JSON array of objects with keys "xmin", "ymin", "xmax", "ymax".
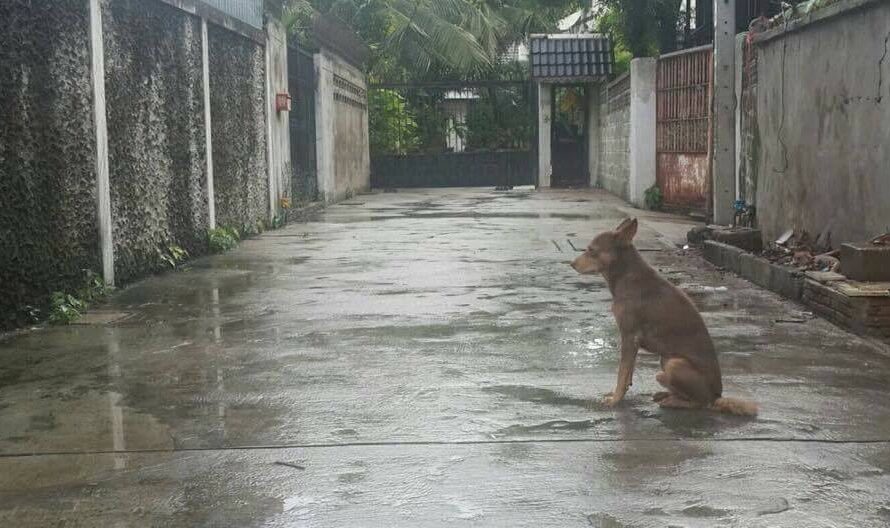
[{"xmin": 656, "ymin": 46, "xmax": 713, "ymax": 214}]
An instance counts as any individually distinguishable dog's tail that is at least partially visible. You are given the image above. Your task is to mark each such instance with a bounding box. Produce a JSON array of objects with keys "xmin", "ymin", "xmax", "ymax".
[{"xmin": 709, "ymin": 397, "xmax": 758, "ymax": 416}]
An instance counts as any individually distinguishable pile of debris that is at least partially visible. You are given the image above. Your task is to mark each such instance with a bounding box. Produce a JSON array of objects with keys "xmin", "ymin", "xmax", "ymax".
[{"xmin": 761, "ymin": 229, "xmax": 840, "ymax": 273}]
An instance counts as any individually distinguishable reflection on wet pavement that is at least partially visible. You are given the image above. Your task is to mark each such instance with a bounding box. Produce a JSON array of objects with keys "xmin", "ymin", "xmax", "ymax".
[{"xmin": 1, "ymin": 188, "xmax": 890, "ymax": 526}]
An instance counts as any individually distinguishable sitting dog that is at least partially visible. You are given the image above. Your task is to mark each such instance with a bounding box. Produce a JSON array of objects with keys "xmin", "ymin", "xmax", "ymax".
[{"xmin": 571, "ymin": 218, "xmax": 757, "ymax": 416}]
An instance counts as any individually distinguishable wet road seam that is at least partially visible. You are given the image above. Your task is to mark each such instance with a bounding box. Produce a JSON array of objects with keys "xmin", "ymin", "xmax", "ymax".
[{"xmin": 3, "ymin": 436, "xmax": 890, "ymax": 459}]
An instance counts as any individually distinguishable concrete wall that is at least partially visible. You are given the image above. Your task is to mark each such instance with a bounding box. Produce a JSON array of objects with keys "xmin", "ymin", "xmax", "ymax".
[
  {"xmin": 103, "ymin": 0, "xmax": 209, "ymax": 282},
  {"xmin": 315, "ymin": 48, "xmax": 370, "ymax": 202},
  {"xmin": 751, "ymin": 0, "xmax": 890, "ymax": 246},
  {"xmin": 265, "ymin": 19, "xmax": 290, "ymax": 216},
  {"xmin": 0, "ymin": 0, "xmax": 100, "ymax": 328},
  {"xmin": 597, "ymin": 73, "xmax": 631, "ymax": 199},
  {"xmin": 208, "ymin": 23, "xmax": 268, "ymax": 231}
]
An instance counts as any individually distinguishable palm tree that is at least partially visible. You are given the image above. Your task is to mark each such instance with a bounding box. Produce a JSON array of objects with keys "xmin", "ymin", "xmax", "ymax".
[{"xmin": 284, "ymin": 0, "xmax": 582, "ymax": 79}]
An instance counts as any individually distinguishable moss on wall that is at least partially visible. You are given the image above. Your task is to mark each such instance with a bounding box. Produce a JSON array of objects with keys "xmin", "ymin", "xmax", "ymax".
[
  {"xmin": 208, "ymin": 25, "xmax": 269, "ymax": 232},
  {"xmin": 0, "ymin": 0, "xmax": 99, "ymax": 329},
  {"xmin": 103, "ymin": 0, "xmax": 209, "ymax": 283}
]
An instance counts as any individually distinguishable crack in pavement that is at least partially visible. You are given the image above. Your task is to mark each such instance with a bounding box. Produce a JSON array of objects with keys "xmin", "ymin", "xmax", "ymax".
[{"xmin": 3, "ymin": 436, "xmax": 890, "ymax": 460}]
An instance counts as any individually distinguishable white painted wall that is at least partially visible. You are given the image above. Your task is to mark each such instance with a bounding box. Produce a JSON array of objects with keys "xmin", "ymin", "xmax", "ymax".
[
  {"xmin": 536, "ymin": 83, "xmax": 552, "ymax": 188},
  {"xmin": 628, "ymin": 57, "xmax": 656, "ymax": 208},
  {"xmin": 314, "ymin": 48, "xmax": 370, "ymax": 203},
  {"xmin": 265, "ymin": 18, "xmax": 290, "ymax": 219},
  {"xmin": 586, "ymin": 86, "xmax": 601, "ymax": 188}
]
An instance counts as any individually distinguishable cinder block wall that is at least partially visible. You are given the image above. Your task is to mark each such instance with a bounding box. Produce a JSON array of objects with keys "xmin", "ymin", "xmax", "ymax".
[{"xmin": 597, "ymin": 73, "xmax": 631, "ymax": 200}]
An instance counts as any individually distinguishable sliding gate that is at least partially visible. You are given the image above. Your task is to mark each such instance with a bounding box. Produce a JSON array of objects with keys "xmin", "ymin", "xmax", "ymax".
[{"xmin": 369, "ymin": 81, "xmax": 536, "ymax": 188}]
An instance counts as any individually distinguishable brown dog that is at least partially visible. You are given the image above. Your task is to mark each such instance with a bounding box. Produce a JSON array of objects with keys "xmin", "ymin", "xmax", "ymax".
[{"xmin": 571, "ymin": 218, "xmax": 757, "ymax": 416}]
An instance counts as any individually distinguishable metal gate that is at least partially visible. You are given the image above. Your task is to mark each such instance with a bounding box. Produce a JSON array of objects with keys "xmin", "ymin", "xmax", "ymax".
[
  {"xmin": 287, "ymin": 44, "xmax": 318, "ymax": 203},
  {"xmin": 369, "ymin": 80, "xmax": 535, "ymax": 189},
  {"xmin": 656, "ymin": 45, "xmax": 713, "ymax": 214},
  {"xmin": 551, "ymin": 85, "xmax": 589, "ymax": 188}
]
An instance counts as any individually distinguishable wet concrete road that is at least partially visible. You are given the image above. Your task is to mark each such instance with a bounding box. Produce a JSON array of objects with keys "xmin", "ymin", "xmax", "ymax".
[{"xmin": 2, "ymin": 189, "xmax": 890, "ymax": 527}]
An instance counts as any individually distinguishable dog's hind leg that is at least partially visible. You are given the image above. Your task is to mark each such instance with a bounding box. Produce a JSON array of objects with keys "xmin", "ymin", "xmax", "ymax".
[{"xmin": 655, "ymin": 357, "xmax": 712, "ymax": 409}]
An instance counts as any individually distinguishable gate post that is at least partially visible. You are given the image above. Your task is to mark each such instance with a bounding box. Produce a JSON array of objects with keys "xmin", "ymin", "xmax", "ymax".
[
  {"xmin": 536, "ymin": 82, "xmax": 552, "ymax": 188},
  {"xmin": 587, "ymin": 85, "xmax": 602, "ymax": 188},
  {"xmin": 628, "ymin": 58, "xmax": 657, "ymax": 208}
]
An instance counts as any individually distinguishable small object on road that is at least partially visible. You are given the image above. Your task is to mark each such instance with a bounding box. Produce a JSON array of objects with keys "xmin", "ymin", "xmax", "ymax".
[
  {"xmin": 775, "ymin": 318, "xmax": 807, "ymax": 324},
  {"xmin": 274, "ymin": 461, "xmax": 306, "ymax": 470}
]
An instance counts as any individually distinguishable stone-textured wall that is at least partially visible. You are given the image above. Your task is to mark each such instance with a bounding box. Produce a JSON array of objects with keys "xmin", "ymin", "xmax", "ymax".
[
  {"xmin": 103, "ymin": 0, "xmax": 209, "ymax": 283},
  {"xmin": 753, "ymin": 0, "xmax": 890, "ymax": 246},
  {"xmin": 598, "ymin": 74, "xmax": 631, "ymax": 200},
  {"xmin": 209, "ymin": 25, "xmax": 269, "ymax": 230},
  {"xmin": 0, "ymin": 0, "xmax": 99, "ymax": 328}
]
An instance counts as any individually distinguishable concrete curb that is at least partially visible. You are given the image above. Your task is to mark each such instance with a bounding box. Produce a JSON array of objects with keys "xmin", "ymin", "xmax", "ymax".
[{"xmin": 703, "ymin": 241, "xmax": 804, "ymax": 302}]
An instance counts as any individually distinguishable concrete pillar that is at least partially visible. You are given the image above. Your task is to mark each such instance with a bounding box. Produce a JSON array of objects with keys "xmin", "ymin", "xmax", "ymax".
[
  {"xmin": 264, "ymin": 35, "xmax": 276, "ymax": 220},
  {"xmin": 201, "ymin": 19, "xmax": 216, "ymax": 229},
  {"xmin": 314, "ymin": 51, "xmax": 335, "ymax": 202},
  {"xmin": 536, "ymin": 82, "xmax": 552, "ymax": 188},
  {"xmin": 88, "ymin": 0, "xmax": 114, "ymax": 286},
  {"xmin": 628, "ymin": 58, "xmax": 657, "ymax": 208},
  {"xmin": 712, "ymin": 0, "xmax": 737, "ymax": 224},
  {"xmin": 587, "ymin": 85, "xmax": 602, "ymax": 188}
]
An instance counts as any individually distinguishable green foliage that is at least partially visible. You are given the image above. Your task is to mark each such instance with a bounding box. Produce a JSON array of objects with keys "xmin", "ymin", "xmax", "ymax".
[
  {"xmin": 47, "ymin": 269, "xmax": 110, "ymax": 325},
  {"xmin": 595, "ymin": 1, "xmax": 683, "ymax": 58},
  {"xmin": 157, "ymin": 245, "xmax": 190, "ymax": 270},
  {"xmin": 465, "ymin": 85, "xmax": 534, "ymax": 150},
  {"xmin": 208, "ymin": 227, "xmax": 241, "ymax": 253},
  {"xmin": 48, "ymin": 292, "xmax": 86, "ymax": 325},
  {"xmin": 644, "ymin": 184, "xmax": 664, "ymax": 211},
  {"xmin": 369, "ymin": 89, "xmax": 418, "ymax": 155},
  {"xmin": 285, "ymin": 0, "xmax": 585, "ymax": 79}
]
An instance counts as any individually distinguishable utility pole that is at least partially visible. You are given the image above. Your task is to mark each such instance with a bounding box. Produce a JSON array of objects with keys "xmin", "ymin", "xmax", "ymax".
[{"xmin": 712, "ymin": 0, "xmax": 736, "ymax": 225}]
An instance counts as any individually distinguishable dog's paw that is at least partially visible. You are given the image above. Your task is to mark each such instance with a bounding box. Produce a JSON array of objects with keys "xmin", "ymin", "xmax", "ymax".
[
  {"xmin": 603, "ymin": 393, "xmax": 623, "ymax": 407},
  {"xmin": 652, "ymin": 391, "xmax": 670, "ymax": 402}
]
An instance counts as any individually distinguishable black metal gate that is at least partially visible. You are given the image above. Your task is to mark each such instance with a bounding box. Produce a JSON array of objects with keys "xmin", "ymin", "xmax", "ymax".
[
  {"xmin": 287, "ymin": 44, "xmax": 318, "ymax": 203},
  {"xmin": 551, "ymin": 85, "xmax": 589, "ymax": 188},
  {"xmin": 369, "ymin": 80, "xmax": 535, "ymax": 189}
]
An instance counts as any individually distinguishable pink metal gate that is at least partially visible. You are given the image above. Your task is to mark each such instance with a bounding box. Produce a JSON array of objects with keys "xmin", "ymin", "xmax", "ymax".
[{"xmin": 656, "ymin": 46, "xmax": 713, "ymax": 214}]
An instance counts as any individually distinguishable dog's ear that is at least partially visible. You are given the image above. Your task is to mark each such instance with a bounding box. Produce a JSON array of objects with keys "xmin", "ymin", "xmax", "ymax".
[
  {"xmin": 616, "ymin": 218, "xmax": 638, "ymax": 244},
  {"xmin": 614, "ymin": 218, "xmax": 632, "ymax": 232}
]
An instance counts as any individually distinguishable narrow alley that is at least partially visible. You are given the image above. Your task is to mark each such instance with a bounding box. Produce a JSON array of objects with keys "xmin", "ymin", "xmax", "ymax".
[{"xmin": 2, "ymin": 189, "xmax": 889, "ymax": 527}]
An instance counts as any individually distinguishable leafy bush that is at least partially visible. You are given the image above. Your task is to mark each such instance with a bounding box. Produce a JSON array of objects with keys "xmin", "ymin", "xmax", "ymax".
[
  {"xmin": 47, "ymin": 269, "xmax": 110, "ymax": 325},
  {"xmin": 158, "ymin": 245, "xmax": 190, "ymax": 270},
  {"xmin": 208, "ymin": 227, "xmax": 240, "ymax": 253},
  {"xmin": 644, "ymin": 184, "xmax": 664, "ymax": 211}
]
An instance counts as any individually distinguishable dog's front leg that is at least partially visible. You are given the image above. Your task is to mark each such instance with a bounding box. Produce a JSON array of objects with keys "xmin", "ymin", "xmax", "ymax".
[{"xmin": 606, "ymin": 334, "xmax": 639, "ymax": 406}]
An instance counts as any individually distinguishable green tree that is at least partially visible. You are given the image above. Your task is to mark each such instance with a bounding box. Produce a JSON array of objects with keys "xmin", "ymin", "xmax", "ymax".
[
  {"xmin": 594, "ymin": 0, "xmax": 683, "ymax": 60},
  {"xmin": 284, "ymin": 0, "xmax": 585, "ymax": 79}
]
